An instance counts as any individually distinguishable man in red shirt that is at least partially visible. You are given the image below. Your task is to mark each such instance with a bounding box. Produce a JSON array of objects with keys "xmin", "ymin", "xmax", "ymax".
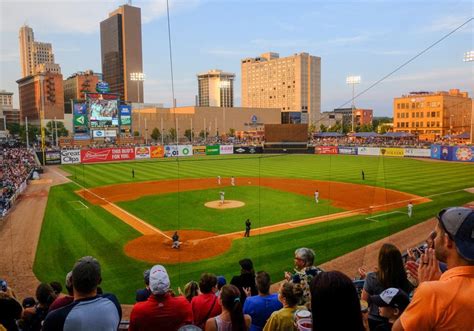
[
  {"xmin": 191, "ymin": 273, "xmax": 222, "ymax": 329},
  {"xmin": 129, "ymin": 265, "xmax": 193, "ymax": 331}
]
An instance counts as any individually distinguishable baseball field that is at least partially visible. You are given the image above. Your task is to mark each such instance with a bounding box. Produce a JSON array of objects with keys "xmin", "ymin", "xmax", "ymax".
[{"xmin": 33, "ymin": 154, "xmax": 474, "ymax": 303}]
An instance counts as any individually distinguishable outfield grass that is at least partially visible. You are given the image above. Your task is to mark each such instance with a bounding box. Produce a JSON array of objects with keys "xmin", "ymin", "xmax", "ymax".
[
  {"xmin": 33, "ymin": 155, "xmax": 474, "ymax": 303},
  {"xmin": 117, "ymin": 186, "xmax": 343, "ymax": 233}
]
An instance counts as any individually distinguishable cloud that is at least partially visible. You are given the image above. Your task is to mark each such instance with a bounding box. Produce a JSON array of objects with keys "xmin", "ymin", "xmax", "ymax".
[
  {"xmin": 385, "ymin": 67, "xmax": 470, "ymax": 83},
  {"xmin": 423, "ymin": 15, "xmax": 473, "ymax": 33},
  {"xmin": 0, "ymin": 50, "xmax": 19, "ymax": 62},
  {"xmin": 326, "ymin": 34, "xmax": 369, "ymax": 46},
  {"xmin": 370, "ymin": 50, "xmax": 414, "ymax": 56}
]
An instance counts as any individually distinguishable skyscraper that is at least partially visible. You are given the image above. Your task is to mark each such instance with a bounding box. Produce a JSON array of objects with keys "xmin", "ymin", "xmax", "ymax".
[
  {"xmin": 197, "ymin": 69, "xmax": 235, "ymax": 107},
  {"xmin": 100, "ymin": 4, "xmax": 143, "ymax": 103},
  {"xmin": 241, "ymin": 52, "xmax": 321, "ymax": 125},
  {"xmin": 19, "ymin": 25, "xmax": 61, "ymax": 78}
]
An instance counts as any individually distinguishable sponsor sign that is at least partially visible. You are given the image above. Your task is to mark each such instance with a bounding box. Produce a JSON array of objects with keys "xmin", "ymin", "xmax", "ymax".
[
  {"xmin": 74, "ymin": 134, "xmax": 90, "ymax": 141},
  {"xmin": 220, "ymin": 145, "xmax": 234, "ymax": 155},
  {"xmin": 150, "ymin": 146, "xmax": 164, "ymax": 158},
  {"xmin": 380, "ymin": 148, "xmax": 405, "ymax": 157},
  {"xmin": 61, "ymin": 149, "xmax": 81, "ymax": 164},
  {"xmin": 73, "ymin": 102, "xmax": 87, "ymax": 115},
  {"xmin": 105, "ymin": 130, "xmax": 117, "ymax": 137},
  {"xmin": 404, "ymin": 148, "xmax": 431, "ymax": 158},
  {"xmin": 135, "ymin": 146, "xmax": 150, "ymax": 159},
  {"xmin": 93, "ymin": 130, "xmax": 105, "ymax": 138},
  {"xmin": 430, "ymin": 145, "xmax": 441, "ymax": 159},
  {"xmin": 119, "ymin": 105, "xmax": 132, "ymax": 126},
  {"xmin": 178, "ymin": 145, "xmax": 193, "ymax": 157},
  {"xmin": 74, "ymin": 114, "xmax": 88, "ymax": 126},
  {"xmin": 81, "ymin": 148, "xmax": 135, "ymax": 163},
  {"xmin": 338, "ymin": 146, "xmax": 358, "ymax": 155},
  {"xmin": 233, "ymin": 146, "xmax": 263, "ymax": 154},
  {"xmin": 358, "ymin": 147, "xmax": 381, "ymax": 156},
  {"xmin": 96, "ymin": 81, "xmax": 110, "ymax": 93},
  {"xmin": 315, "ymin": 146, "xmax": 338, "ymax": 154},
  {"xmin": 45, "ymin": 151, "xmax": 61, "ymax": 165},
  {"xmin": 206, "ymin": 145, "xmax": 220, "ymax": 155},
  {"xmin": 440, "ymin": 146, "xmax": 452, "ymax": 161},
  {"xmin": 193, "ymin": 145, "xmax": 206, "ymax": 155},
  {"xmin": 164, "ymin": 145, "xmax": 178, "ymax": 157},
  {"xmin": 452, "ymin": 146, "xmax": 474, "ymax": 162}
]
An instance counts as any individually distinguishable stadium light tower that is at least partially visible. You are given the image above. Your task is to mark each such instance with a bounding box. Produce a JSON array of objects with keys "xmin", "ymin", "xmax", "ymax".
[
  {"xmin": 463, "ymin": 51, "xmax": 473, "ymax": 144},
  {"xmin": 463, "ymin": 50, "xmax": 474, "ymax": 62},
  {"xmin": 130, "ymin": 72, "xmax": 145, "ymax": 103},
  {"xmin": 346, "ymin": 75, "xmax": 361, "ymax": 132}
]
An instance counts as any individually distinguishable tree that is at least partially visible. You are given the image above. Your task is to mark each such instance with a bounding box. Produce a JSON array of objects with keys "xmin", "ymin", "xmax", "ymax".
[
  {"xmin": 19, "ymin": 125, "xmax": 40, "ymax": 143},
  {"xmin": 319, "ymin": 124, "xmax": 327, "ymax": 132},
  {"xmin": 133, "ymin": 131, "xmax": 140, "ymax": 137},
  {"xmin": 184, "ymin": 129, "xmax": 192, "ymax": 142},
  {"xmin": 228, "ymin": 128, "xmax": 235, "ymax": 137},
  {"xmin": 168, "ymin": 127, "xmax": 177, "ymax": 142},
  {"xmin": 199, "ymin": 129, "xmax": 209, "ymax": 139},
  {"xmin": 7, "ymin": 123, "xmax": 20, "ymax": 136},
  {"xmin": 308, "ymin": 124, "xmax": 317, "ymax": 134},
  {"xmin": 45, "ymin": 121, "xmax": 69, "ymax": 143},
  {"xmin": 150, "ymin": 127, "xmax": 161, "ymax": 141}
]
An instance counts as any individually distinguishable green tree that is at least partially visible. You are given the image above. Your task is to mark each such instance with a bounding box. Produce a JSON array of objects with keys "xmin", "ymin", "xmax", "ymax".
[
  {"xmin": 19, "ymin": 125, "xmax": 40, "ymax": 143},
  {"xmin": 168, "ymin": 128, "xmax": 177, "ymax": 142},
  {"xmin": 133, "ymin": 131, "xmax": 140, "ymax": 137},
  {"xmin": 150, "ymin": 127, "xmax": 161, "ymax": 141},
  {"xmin": 184, "ymin": 129, "xmax": 192, "ymax": 141},
  {"xmin": 319, "ymin": 124, "xmax": 327, "ymax": 132},
  {"xmin": 199, "ymin": 130, "xmax": 208, "ymax": 139},
  {"xmin": 7, "ymin": 123, "xmax": 21, "ymax": 136},
  {"xmin": 45, "ymin": 121, "xmax": 69, "ymax": 142},
  {"xmin": 228, "ymin": 128, "xmax": 235, "ymax": 137}
]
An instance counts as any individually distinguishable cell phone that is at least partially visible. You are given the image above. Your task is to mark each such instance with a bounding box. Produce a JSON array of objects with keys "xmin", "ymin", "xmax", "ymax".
[{"xmin": 0, "ymin": 280, "xmax": 7, "ymax": 292}]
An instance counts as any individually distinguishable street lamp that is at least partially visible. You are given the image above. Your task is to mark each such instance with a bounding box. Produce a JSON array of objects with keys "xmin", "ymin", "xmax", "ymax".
[
  {"xmin": 346, "ymin": 75, "xmax": 361, "ymax": 132},
  {"xmin": 130, "ymin": 72, "xmax": 145, "ymax": 103},
  {"xmin": 463, "ymin": 51, "xmax": 473, "ymax": 143}
]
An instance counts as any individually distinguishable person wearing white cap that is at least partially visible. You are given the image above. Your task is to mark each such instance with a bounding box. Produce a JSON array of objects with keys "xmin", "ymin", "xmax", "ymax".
[
  {"xmin": 129, "ymin": 265, "xmax": 193, "ymax": 331},
  {"xmin": 393, "ymin": 207, "xmax": 474, "ymax": 331}
]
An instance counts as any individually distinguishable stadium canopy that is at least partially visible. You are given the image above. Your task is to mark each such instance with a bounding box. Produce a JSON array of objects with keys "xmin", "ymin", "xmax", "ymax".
[
  {"xmin": 383, "ymin": 132, "xmax": 414, "ymax": 138},
  {"xmin": 454, "ymin": 132, "xmax": 470, "ymax": 139},
  {"xmin": 350, "ymin": 132, "xmax": 380, "ymax": 138},
  {"xmin": 314, "ymin": 132, "xmax": 345, "ymax": 137}
]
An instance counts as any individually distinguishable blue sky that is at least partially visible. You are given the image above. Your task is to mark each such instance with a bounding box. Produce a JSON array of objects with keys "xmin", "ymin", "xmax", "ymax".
[{"xmin": 0, "ymin": 0, "xmax": 472, "ymax": 116}]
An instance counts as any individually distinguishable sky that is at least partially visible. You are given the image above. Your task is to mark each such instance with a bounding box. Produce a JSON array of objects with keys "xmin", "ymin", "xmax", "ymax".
[{"xmin": 0, "ymin": 0, "xmax": 472, "ymax": 117}]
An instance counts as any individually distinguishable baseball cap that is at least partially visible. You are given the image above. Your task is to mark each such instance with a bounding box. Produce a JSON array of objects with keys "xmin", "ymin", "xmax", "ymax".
[
  {"xmin": 217, "ymin": 276, "xmax": 227, "ymax": 287},
  {"xmin": 437, "ymin": 207, "xmax": 474, "ymax": 261},
  {"xmin": 370, "ymin": 288, "xmax": 410, "ymax": 310},
  {"xmin": 22, "ymin": 297, "xmax": 36, "ymax": 308},
  {"xmin": 239, "ymin": 258, "xmax": 254, "ymax": 271},
  {"xmin": 149, "ymin": 265, "xmax": 170, "ymax": 295}
]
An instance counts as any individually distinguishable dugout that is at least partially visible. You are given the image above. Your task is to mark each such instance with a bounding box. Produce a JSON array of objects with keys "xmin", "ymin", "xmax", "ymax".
[{"xmin": 263, "ymin": 124, "xmax": 310, "ymax": 153}]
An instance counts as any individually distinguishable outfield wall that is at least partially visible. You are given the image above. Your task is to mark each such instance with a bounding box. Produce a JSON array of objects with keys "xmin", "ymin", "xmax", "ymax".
[{"xmin": 39, "ymin": 144, "xmax": 473, "ymax": 165}]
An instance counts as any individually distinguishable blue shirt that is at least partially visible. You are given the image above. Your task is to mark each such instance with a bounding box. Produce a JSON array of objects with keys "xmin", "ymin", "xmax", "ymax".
[{"xmin": 243, "ymin": 293, "xmax": 283, "ymax": 331}]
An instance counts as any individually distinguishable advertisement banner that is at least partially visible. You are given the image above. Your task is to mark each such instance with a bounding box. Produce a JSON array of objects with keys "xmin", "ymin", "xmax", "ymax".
[
  {"xmin": 119, "ymin": 105, "xmax": 132, "ymax": 126},
  {"xmin": 220, "ymin": 145, "xmax": 234, "ymax": 155},
  {"xmin": 81, "ymin": 148, "xmax": 135, "ymax": 163},
  {"xmin": 74, "ymin": 114, "xmax": 88, "ymax": 126},
  {"xmin": 206, "ymin": 145, "xmax": 220, "ymax": 155},
  {"xmin": 233, "ymin": 146, "xmax": 263, "ymax": 154},
  {"xmin": 104, "ymin": 130, "xmax": 117, "ymax": 137},
  {"xmin": 314, "ymin": 146, "xmax": 338, "ymax": 154},
  {"xmin": 430, "ymin": 145, "xmax": 441, "ymax": 159},
  {"xmin": 440, "ymin": 146, "xmax": 452, "ymax": 161},
  {"xmin": 404, "ymin": 148, "xmax": 431, "ymax": 158},
  {"xmin": 178, "ymin": 145, "xmax": 193, "ymax": 157},
  {"xmin": 45, "ymin": 151, "xmax": 61, "ymax": 165},
  {"xmin": 61, "ymin": 149, "xmax": 81, "ymax": 164},
  {"xmin": 452, "ymin": 146, "xmax": 474, "ymax": 162},
  {"xmin": 135, "ymin": 146, "xmax": 150, "ymax": 159},
  {"xmin": 164, "ymin": 145, "xmax": 178, "ymax": 157},
  {"xmin": 338, "ymin": 146, "xmax": 358, "ymax": 155},
  {"xmin": 193, "ymin": 145, "xmax": 206, "ymax": 155},
  {"xmin": 358, "ymin": 147, "xmax": 381, "ymax": 156},
  {"xmin": 150, "ymin": 146, "xmax": 164, "ymax": 158},
  {"xmin": 73, "ymin": 102, "xmax": 87, "ymax": 115},
  {"xmin": 380, "ymin": 148, "xmax": 405, "ymax": 157},
  {"xmin": 92, "ymin": 130, "xmax": 105, "ymax": 138}
]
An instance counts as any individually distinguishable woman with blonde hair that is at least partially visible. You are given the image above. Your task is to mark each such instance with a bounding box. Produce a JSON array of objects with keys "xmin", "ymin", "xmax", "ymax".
[{"xmin": 263, "ymin": 282, "xmax": 305, "ymax": 330}]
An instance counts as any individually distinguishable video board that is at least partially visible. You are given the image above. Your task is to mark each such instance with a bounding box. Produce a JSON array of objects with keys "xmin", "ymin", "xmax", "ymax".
[{"xmin": 87, "ymin": 93, "xmax": 119, "ymax": 127}]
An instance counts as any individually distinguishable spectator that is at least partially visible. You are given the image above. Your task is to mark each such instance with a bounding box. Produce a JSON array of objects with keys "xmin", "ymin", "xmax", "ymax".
[
  {"xmin": 262, "ymin": 282, "xmax": 304, "ymax": 331},
  {"xmin": 42, "ymin": 256, "xmax": 122, "ymax": 331},
  {"xmin": 49, "ymin": 282, "xmax": 62, "ymax": 297},
  {"xmin": 370, "ymin": 288, "xmax": 409, "ymax": 331},
  {"xmin": 184, "ymin": 281, "xmax": 199, "ymax": 303},
  {"xmin": 205, "ymin": 284, "xmax": 251, "ymax": 331},
  {"xmin": 310, "ymin": 271, "xmax": 365, "ymax": 331},
  {"xmin": 361, "ymin": 243, "xmax": 412, "ymax": 331},
  {"xmin": 129, "ymin": 264, "xmax": 193, "ymax": 331},
  {"xmin": 230, "ymin": 259, "xmax": 258, "ymax": 305},
  {"xmin": 135, "ymin": 269, "xmax": 151, "ymax": 302},
  {"xmin": 48, "ymin": 271, "xmax": 74, "ymax": 312},
  {"xmin": 215, "ymin": 276, "xmax": 226, "ymax": 297},
  {"xmin": 393, "ymin": 207, "xmax": 474, "ymax": 330},
  {"xmin": 284, "ymin": 247, "xmax": 323, "ymax": 305},
  {"xmin": 0, "ymin": 281, "xmax": 22, "ymax": 331},
  {"xmin": 22, "ymin": 283, "xmax": 56, "ymax": 331},
  {"xmin": 192, "ymin": 273, "xmax": 222, "ymax": 329},
  {"xmin": 243, "ymin": 271, "xmax": 282, "ymax": 331}
]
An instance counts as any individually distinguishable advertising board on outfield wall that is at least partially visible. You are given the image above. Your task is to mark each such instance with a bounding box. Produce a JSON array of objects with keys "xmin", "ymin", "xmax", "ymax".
[
  {"xmin": 338, "ymin": 147, "xmax": 358, "ymax": 155},
  {"xmin": 45, "ymin": 151, "xmax": 61, "ymax": 165},
  {"xmin": 135, "ymin": 147, "xmax": 150, "ymax": 159},
  {"xmin": 150, "ymin": 146, "xmax": 164, "ymax": 158},
  {"xmin": 81, "ymin": 148, "xmax": 135, "ymax": 163},
  {"xmin": 357, "ymin": 147, "xmax": 381, "ymax": 156},
  {"xmin": 206, "ymin": 145, "xmax": 220, "ymax": 155},
  {"xmin": 452, "ymin": 146, "xmax": 474, "ymax": 162},
  {"xmin": 220, "ymin": 145, "xmax": 234, "ymax": 155},
  {"xmin": 164, "ymin": 145, "xmax": 178, "ymax": 157},
  {"xmin": 315, "ymin": 146, "xmax": 338, "ymax": 154},
  {"xmin": 404, "ymin": 148, "xmax": 431, "ymax": 158},
  {"xmin": 381, "ymin": 148, "xmax": 405, "ymax": 157},
  {"xmin": 61, "ymin": 149, "xmax": 81, "ymax": 164},
  {"xmin": 233, "ymin": 146, "xmax": 263, "ymax": 154},
  {"xmin": 178, "ymin": 145, "xmax": 193, "ymax": 157},
  {"xmin": 193, "ymin": 146, "xmax": 206, "ymax": 155}
]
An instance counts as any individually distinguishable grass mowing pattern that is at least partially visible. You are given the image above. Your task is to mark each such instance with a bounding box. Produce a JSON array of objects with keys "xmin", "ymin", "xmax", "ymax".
[
  {"xmin": 33, "ymin": 155, "xmax": 474, "ymax": 303},
  {"xmin": 117, "ymin": 186, "xmax": 343, "ymax": 233}
]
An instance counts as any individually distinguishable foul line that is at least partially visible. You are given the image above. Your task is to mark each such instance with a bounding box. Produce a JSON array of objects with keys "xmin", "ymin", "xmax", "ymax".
[
  {"xmin": 67, "ymin": 200, "xmax": 89, "ymax": 210},
  {"xmin": 365, "ymin": 211, "xmax": 407, "ymax": 223}
]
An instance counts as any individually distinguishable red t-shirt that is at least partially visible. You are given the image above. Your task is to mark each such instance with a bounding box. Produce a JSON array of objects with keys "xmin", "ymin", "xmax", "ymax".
[
  {"xmin": 48, "ymin": 295, "xmax": 74, "ymax": 312},
  {"xmin": 129, "ymin": 293, "xmax": 193, "ymax": 331},
  {"xmin": 191, "ymin": 293, "xmax": 222, "ymax": 329}
]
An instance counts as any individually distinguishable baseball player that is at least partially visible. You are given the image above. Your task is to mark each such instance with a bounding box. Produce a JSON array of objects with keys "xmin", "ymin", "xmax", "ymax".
[
  {"xmin": 407, "ymin": 201, "xmax": 413, "ymax": 218},
  {"xmin": 244, "ymin": 219, "xmax": 251, "ymax": 237},
  {"xmin": 231, "ymin": 176, "xmax": 235, "ymax": 186},
  {"xmin": 220, "ymin": 191, "xmax": 225, "ymax": 205},
  {"xmin": 314, "ymin": 190, "xmax": 319, "ymax": 204},
  {"xmin": 172, "ymin": 231, "xmax": 180, "ymax": 249},
  {"xmin": 217, "ymin": 176, "xmax": 221, "ymax": 185}
]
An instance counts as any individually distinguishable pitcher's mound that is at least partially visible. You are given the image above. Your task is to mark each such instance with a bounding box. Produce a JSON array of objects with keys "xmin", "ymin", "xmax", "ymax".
[{"xmin": 205, "ymin": 200, "xmax": 245, "ymax": 209}]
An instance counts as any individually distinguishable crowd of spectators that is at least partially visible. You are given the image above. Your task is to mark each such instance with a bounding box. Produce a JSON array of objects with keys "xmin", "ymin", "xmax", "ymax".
[
  {"xmin": 309, "ymin": 136, "xmax": 433, "ymax": 148},
  {"xmin": 1, "ymin": 206, "xmax": 473, "ymax": 330},
  {"xmin": 0, "ymin": 148, "xmax": 37, "ymax": 217}
]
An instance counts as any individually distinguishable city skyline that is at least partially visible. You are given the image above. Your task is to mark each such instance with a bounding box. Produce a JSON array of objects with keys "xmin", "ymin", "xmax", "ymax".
[{"xmin": 0, "ymin": 0, "xmax": 472, "ymax": 116}]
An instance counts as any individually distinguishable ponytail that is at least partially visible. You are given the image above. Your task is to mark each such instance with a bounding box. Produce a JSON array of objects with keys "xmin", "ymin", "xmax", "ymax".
[{"xmin": 220, "ymin": 285, "xmax": 246, "ymax": 331}]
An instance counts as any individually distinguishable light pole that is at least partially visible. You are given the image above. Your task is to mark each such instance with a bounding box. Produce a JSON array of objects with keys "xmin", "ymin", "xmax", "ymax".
[
  {"xmin": 463, "ymin": 51, "xmax": 473, "ymax": 144},
  {"xmin": 346, "ymin": 75, "xmax": 361, "ymax": 132},
  {"xmin": 130, "ymin": 72, "xmax": 145, "ymax": 103}
]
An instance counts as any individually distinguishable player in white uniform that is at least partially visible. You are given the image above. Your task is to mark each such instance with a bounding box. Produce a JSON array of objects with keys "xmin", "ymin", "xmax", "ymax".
[
  {"xmin": 231, "ymin": 176, "xmax": 235, "ymax": 186},
  {"xmin": 314, "ymin": 190, "xmax": 319, "ymax": 204},
  {"xmin": 217, "ymin": 176, "xmax": 221, "ymax": 185},
  {"xmin": 407, "ymin": 201, "xmax": 413, "ymax": 218},
  {"xmin": 220, "ymin": 191, "xmax": 225, "ymax": 205}
]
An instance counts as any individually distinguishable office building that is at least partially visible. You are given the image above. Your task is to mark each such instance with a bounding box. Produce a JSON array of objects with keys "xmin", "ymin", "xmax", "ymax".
[
  {"xmin": 19, "ymin": 25, "xmax": 61, "ymax": 78},
  {"xmin": 100, "ymin": 4, "xmax": 143, "ymax": 102},
  {"xmin": 393, "ymin": 89, "xmax": 472, "ymax": 140},
  {"xmin": 197, "ymin": 69, "xmax": 235, "ymax": 107},
  {"xmin": 241, "ymin": 52, "xmax": 321, "ymax": 124},
  {"xmin": 63, "ymin": 70, "xmax": 102, "ymax": 113}
]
